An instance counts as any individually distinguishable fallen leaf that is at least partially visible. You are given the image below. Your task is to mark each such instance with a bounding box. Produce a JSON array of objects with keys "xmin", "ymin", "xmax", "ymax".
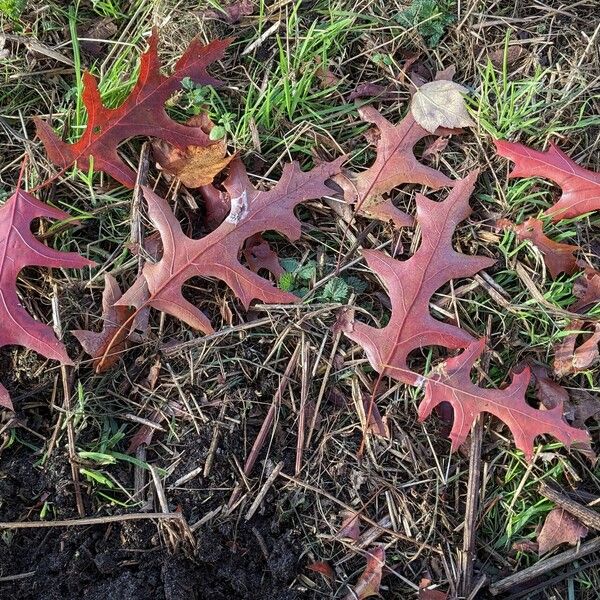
[
  {"xmin": 315, "ymin": 57, "xmax": 341, "ymax": 88},
  {"xmin": 488, "ymin": 45, "xmax": 525, "ymax": 68},
  {"xmin": 199, "ymin": 183, "xmax": 231, "ymax": 230},
  {"xmin": 79, "ymin": 18, "xmax": 118, "ymax": 58},
  {"xmin": 553, "ymin": 321, "xmax": 600, "ymax": 378},
  {"xmin": 0, "ymin": 188, "xmax": 94, "ymax": 410},
  {"xmin": 204, "ymin": 0, "xmax": 254, "ymax": 24},
  {"xmin": 495, "ymin": 139, "xmax": 600, "ymax": 222},
  {"xmin": 338, "ymin": 509, "xmax": 360, "ymax": 541},
  {"xmin": 503, "ymin": 217, "xmax": 578, "ymax": 278},
  {"xmin": 348, "ymin": 83, "xmax": 390, "ymax": 101},
  {"xmin": 343, "ymin": 547, "xmax": 385, "ymax": 600},
  {"xmin": 571, "ymin": 268, "xmax": 600, "ymax": 313},
  {"xmin": 411, "ymin": 80, "xmax": 474, "ymax": 133},
  {"xmin": 421, "ymin": 136, "xmax": 450, "ymax": 161},
  {"xmin": 512, "ymin": 539, "xmax": 539, "ymax": 553},
  {"xmin": 307, "ymin": 561, "xmax": 335, "ymax": 583},
  {"xmin": 419, "ymin": 587, "xmax": 448, "ymax": 600},
  {"xmin": 73, "ymin": 274, "xmax": 134, "ymax": 373},
  {"xmin": 152, "ymin": 114, "xmax": 234, "ymax": 188},
  {"xmin": 330, "ymin": 106, "xmax": 456, "ymax": 227},
  {"xmin": 243, "ymin": 233, "xmax": 284, "ymax": 278},
  {"xmin": 80, "ymin": 158, "xmax": 343, "ymax": 369},
  {"xmin": 538, "ymin": 508, "xmax": 588, "ymax": 555},
  {"xmin": 35, "ymin": 28, "xmax": 231, "ymax": 188}
]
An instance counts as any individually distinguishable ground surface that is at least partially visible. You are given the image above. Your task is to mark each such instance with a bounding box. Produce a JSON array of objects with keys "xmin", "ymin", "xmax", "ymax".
[{"xmin": 0, "ymin": 0, "xmax": 599, "ymax": 599}]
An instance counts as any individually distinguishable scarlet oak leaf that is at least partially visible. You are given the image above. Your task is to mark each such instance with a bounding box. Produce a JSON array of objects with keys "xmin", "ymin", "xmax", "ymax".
[
  {"xmin": 343, "ymin": 547, "xmax": 384, "ymax": 600},
  {"xmin": 553, "ymin": 321, "xmax": 600, "ymax": 378},
  {"xmin": 506, "ymin": 218, "xmax": 578, "ymax": 278},
  {"xmin": 115, "ymin": 157, "xmax": 344, "ymax": 336},
  {"xmin": 537, "ymin": 508, "xmax": 588, "ymax": 555},
  {"xmin": 330, "ymin": 106, "xmax": 456, "ymax": 228},
  {"xmin": 411, "ymin": 80, "xmax": 474, "ymax": 133},
  {"xmin": 341, "ymin": 173, "xmax": 494, "ymax": 386},
  {"xmin": 420, "ymin": 340, "xmax": 588, "ymax": 459},
  {"xmin": 495, "ymin": 140, "xmax": 600, "ymax": 222},
  {"xmin": 35, "ymin": 29, "xmax": 231, "ymax": 188},
  {"xmin": 73, "ymin": 274, "xmax": 134, "ymax": 372},
  {"xmin": 0, "ymin": 190, "xmax": 94, "ymax": 410},
  {"xmin": 152, "ymin": 114, "xmax": 234, "ymax": 188}
]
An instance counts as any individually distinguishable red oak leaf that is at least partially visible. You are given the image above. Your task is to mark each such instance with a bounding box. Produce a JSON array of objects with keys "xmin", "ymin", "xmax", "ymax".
[
  {"xmin": 72, "ymin": 274, "xmax": 133, "ymax": 372},
  {"xmin": 0, "ymin": 189, "xmax": 94, "ymax": 410},
  {"xmin": 330, "ymin": 106, "xmax": 456, "ymax": 227},
  {"xmin": 537, "ymin": 508, "xmax": 588, "ymax": 555},
  {"xmin": 420, "ymin": 340, "xmax": 588, "ymax": 459},
  {"xmin": 343, "ymin": 546, "xmax": 385, "ymax": 600},
  {"xmin": 495, "ymin": 140, "xmax": 600, "ymax": 222},
  {"xmin": 505, "ymin": 217, "xmax": 578, "ymax": 278},
  {"xmin": 81, "ymin": 158, "xmax": 343, "ymax": 369},
  {"xmin": 341, "ymin": 173, "xmax": 494, "ymax": 386},
  {"xmin": 35, "ymin": 29, "xmax": 231, "ymax": 188}
]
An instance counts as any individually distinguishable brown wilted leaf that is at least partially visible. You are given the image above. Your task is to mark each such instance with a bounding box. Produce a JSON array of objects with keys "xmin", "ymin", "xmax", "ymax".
[
  {"xmin": 152, "ymin": 114, "xmax": 234, "ymax": 188},
  {"xmin": 538, "ymin": 508, "xmax": 588, "ymax": 555},
  {"xmin": 343, "ymin": 546, "xmax": 385, "ymax": 600},
  {"xmin": 553, "ymin": 321, "xmax": 600, "ymax": 378},
  {"xmin": 411, "ymin": 80, "xmax": 474, "ymax": 133},
  {"xmin": 338, "ymin": 509, "xmax": 360, "ymax": 541},
  {"xmin": 572, "ymin": 268, "xmax": 600, "ymax": 313}
]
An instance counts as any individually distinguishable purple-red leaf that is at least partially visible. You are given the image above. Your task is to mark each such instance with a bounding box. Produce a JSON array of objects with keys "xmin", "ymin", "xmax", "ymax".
[
  {"xmin": 0, "ymin": 189, "xmax": 93, "ymax": 409},
  {"xmin": 339, "ymin": 173, "xmax": 588, "ymax": 458},
  {"xmin": 341, "ymin": 173, "xmax": 493, "ymax": 386},
  {"xmin": 76, "ymin": 158, "xmax": 344, "ymax": 369},
  {"xmin": 504, "ymin": 217, "xmax": 578, "ymax": 278},
  {"xmin": 420, "ymin": 340, "xmax": 588, "ymax": 460},
  {"xmin": 495, "ymin": 140, "xmax": 600, "ymax": 222},
  {"xmin": 35, "ymin": 29, "xmax": 231, "ymax": 188},
  {"xmin": 330, "ymin": 106, "xmax": 456, "ymax": 228},
  {"xmin": 72, "ymin": 274, "xmax": 133, "ymax": 372}
]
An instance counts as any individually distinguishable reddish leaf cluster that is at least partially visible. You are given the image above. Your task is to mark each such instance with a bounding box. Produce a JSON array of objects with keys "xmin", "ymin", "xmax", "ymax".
[{"xmin": 0, "ymin": 27, "xmax": 594, "ymax": 468}]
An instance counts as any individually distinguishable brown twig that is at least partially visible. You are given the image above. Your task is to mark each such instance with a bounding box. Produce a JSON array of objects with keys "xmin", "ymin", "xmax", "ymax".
[
  {"xmin": 0, "ymin": 512, "xmax": 186, "ymax": 530},
  {"xmin": 489, "ymin": 536, "xmax": 600, "ymax": 596},
  {"xmin": 538, "ymin": 482, "xmax": 600, "ymax": 531}
]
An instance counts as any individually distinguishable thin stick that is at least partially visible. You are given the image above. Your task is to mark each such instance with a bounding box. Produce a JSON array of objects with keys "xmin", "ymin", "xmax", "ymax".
[
  {"xmin": 539, "ymin": 482, "xmax": 600, "ymax": 531},
  {"xmin": 458, "ymin": 415, "xmax": 483, "ymax": 597},
  {"xmin": 228, "ymin": 347, "xmax": 299, "ymax": 507},
  {"xmin": 52, "ymin": 284, "xmax": 85, "ymax": 517},
  {"xmin": 295, "ymin": 335, "xmax": 308, "ymax": 475},
  {"xmin": 0, "ymin": 512, "xmax": 185, "ymax": 530},
  {"xmin": 489, "ymin": 536, "xmax": 600, "ymax": 596},
  {"xmin": 245, "ymin": 461, "xmax": 284, "ymax": 521}
]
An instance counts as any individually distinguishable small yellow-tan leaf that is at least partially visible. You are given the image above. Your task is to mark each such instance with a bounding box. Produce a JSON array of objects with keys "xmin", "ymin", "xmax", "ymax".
[
  {"xmin": 411, "ymin": 80, "xmax": 474, "ymax": 133},
  {"xmin": 152, "ymin": 114, "xmax": 234, "ymax": 188}
]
